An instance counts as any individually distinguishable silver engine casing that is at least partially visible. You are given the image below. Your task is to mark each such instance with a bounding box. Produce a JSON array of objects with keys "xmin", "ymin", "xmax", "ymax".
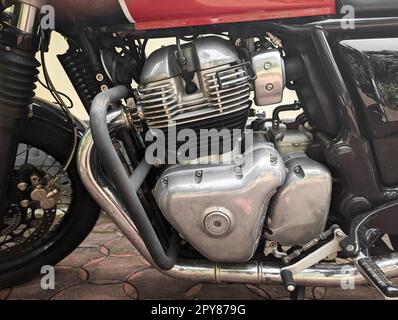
[
  {"xmin": 266, "ymin": 153, "xmax": 332, "ymax": 246},
  {"xmin": 153, "ymin": 141, "xmax": 286, "ymax": 262},
  {"xmin": 266, "ymin": 127, "xmax": 332, "ymax": 246}
]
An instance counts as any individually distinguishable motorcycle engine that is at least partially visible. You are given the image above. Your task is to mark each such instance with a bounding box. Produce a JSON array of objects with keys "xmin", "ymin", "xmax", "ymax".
[
  {"xmin": 135, "ymin": 36, "xmax": 332, "ymax": 262},
  {"xmin": 136, "ymin": 36, "xmax": 255, "ymax": 132}
]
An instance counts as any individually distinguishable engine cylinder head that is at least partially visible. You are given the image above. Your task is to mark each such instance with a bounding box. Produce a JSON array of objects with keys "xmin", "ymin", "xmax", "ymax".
[{"xmin": 136, "ymin": 37, "xmax": 252, "ymax": 133}]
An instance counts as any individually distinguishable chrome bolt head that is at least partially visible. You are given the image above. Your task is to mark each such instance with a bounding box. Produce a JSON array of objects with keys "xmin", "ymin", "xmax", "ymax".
[
  {"xmin": 264, "ymin": 62, "xmax": 272, "ymax": 70},
  {"xmin": 234, "ymin": 166, "xmax": 242, "ymax": 174},
  {"xmin": 266, "ymin": 83, "xmax": 274, "ymax": 91},
  {"xmin": 96, "ymin": 73, "xmax": 104, "ymax": 82},
  {"xmin": 20, "ymin": 200, "xmax": 30, "ymax": 208},
  {"xmin": 17, "ymin": 182, "xmax": 28, "ymax": 191},
  {"xmin": 346, "ymin": 244, "xmax": 355, "ymax": 252}
]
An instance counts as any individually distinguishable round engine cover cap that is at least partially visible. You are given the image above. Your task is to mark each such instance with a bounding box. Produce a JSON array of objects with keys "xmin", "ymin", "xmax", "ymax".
[{"xmin": 203, "ymin": 209, "xmax": 232, "ymax": 237}]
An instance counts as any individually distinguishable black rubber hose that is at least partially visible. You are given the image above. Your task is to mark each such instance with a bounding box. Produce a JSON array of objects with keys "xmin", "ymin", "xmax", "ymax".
[
  {"xmin": 90, "ymin": 86, "xmax": 179, "ymax": 270},
  {"xmin": 272, "ymin": 103, "xmax": 302, "ymax": 127}
]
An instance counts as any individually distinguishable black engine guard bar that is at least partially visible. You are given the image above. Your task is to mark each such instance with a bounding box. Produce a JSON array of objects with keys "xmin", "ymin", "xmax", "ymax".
[{"xmin": 89, "ymin": 85, "xmax": 179, "ymax": 270}]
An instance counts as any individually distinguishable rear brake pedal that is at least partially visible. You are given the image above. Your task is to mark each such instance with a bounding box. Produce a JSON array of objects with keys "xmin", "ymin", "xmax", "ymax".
[{"xmin": 357, "ymin": 255, "xmax": 398, "ymax": 299}]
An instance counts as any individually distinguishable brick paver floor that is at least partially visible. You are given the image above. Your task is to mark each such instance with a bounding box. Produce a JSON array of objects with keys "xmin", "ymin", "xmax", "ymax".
[{"xmin": 0, "ymin": 214, "xmax": 389, "ymax": 300}]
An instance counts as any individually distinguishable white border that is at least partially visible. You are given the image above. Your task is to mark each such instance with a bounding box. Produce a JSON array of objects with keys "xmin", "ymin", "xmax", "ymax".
[{"xmin": 118, "ymin": 0, "xmax": 135, "ymax": 23}]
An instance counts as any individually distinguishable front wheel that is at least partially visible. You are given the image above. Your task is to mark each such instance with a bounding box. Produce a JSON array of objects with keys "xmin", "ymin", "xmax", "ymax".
[{"xmin": 0, "ymin": 108, "xmax": 100, "ymax": 289}]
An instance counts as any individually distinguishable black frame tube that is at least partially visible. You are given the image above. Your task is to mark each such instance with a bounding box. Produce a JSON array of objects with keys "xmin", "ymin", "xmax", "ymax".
[{"xmin": 90, "ymin": 85, "xmax": 179, "ymax": 270}]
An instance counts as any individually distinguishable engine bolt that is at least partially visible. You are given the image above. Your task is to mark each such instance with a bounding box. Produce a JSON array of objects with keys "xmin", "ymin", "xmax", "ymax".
[
  {"xmin": 101, "ymin": 85, "xmax": 108, "ymax": 92},
  {"xmin": 346, "ymin": 245, "xmax": 355, "ymax": 253},
  {"xmin": 266, "ymin": 83, "xmax": 274, "ymax": 91},
  {"xmin": 234, "ymin": 166, "xmax": 242, "ymax": 174},
  {"xmin": 264, "ymin": 62, "xmax": 272, "ymax": 70},
  {"xmin": 17, "ymin": 182, "xmax": 28, "ymax": 191},
  {"xmin": 96, "ymin": 73, "xmax": 104, "ymax": 82},
  {"xmin": 20, "ymin": 200, "xmax": 30, "ymax": 208},
  {"xmin": 294, "ymin": 166, "xmax": 301, "ymax": 174},
  {"xmin": 162, "ymin": 177, "xmax": 168, "ymax": 185},
  {"xmin": 195, "ymin": 171, "xmax": 203, "ymax": 178}
]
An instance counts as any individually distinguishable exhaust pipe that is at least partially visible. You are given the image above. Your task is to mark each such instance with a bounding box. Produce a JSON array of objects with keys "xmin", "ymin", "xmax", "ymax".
[{"xmin": 77, "ymin": 89, "xmax": 398, "ymax": 287}]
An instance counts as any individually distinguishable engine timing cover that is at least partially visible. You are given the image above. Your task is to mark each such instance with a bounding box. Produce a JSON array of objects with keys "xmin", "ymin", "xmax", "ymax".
[{"xmin": 153, "ymin": 142, "xmax": 286, "ymax": 262}]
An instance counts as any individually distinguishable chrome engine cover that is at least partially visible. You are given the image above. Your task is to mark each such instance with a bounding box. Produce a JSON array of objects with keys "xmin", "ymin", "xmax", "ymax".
[
  {"xmin": 136, "ymin": 37, "xmax": 252, "ymax": 131},
  {"xmin": 250, "ymin": 49, "xmax": 285, "ymax": 106},
  {"xmin": 266, "ymin": 153, "xmax": 332, "ymax": 246},
  {"xmin": 153, "ymin": 141, "xmax": 286, "ymax": 262}
]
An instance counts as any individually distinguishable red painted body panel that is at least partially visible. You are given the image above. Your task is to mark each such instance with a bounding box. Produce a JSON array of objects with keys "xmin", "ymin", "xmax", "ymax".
[{"xmin": 123, "ymin": 0, "xmax": 336, "ymax": 30}]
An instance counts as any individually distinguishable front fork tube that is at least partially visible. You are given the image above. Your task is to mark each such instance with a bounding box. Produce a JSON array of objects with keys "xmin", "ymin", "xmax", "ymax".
[{"xmin": 0, "ymin": 0, "xmax": 45, "ymax": 222}]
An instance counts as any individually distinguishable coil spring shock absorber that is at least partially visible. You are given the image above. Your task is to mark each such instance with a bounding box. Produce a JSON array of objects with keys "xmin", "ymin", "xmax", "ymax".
[
  {"xmin": 58, "ymin": 45, "xmax": 102, "ymax": 110},
  {"xmin": 0, "ymin": 0, "xmax": 44, "ymax": 222}
]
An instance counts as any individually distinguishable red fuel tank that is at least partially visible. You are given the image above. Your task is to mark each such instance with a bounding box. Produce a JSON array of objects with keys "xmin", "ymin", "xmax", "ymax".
[{"xmin": 120, "ymin": 0, "xmax": 336, "ymax": 30}]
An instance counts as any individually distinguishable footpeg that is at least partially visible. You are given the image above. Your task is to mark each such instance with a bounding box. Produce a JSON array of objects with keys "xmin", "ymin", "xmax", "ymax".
[{"xmin": 357, "ymin": 255, "xmax": 398, "ymax": 299}]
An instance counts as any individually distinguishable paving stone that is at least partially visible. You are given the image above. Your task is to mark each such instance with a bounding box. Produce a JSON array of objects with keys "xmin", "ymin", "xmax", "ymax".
[
  {"xmin": 80, "ymin": 232, "xmax": 122, "ymax": 248},
  {"xmin": 58, "ymin": 246, "xmax": 104, "ymax": 268},
  {"xmin": 312, "ymin": 287, "xmax": 327, "ymax": 300},
  {"xmin": 8, "ymin": 267, "xmax": 84, "ymax": 300},
  {"xmin": 0, "ymin": 288, "xmax": 11, "ymax": 300},
  {"xmin": 187, "ymin": 283, "xmax": 264, "ymax": 300},
  {"xmin": 99, "ymin": 246, "xmax": 111, "ymax": 256},
  {"xmin": 321, "ymin": 285, "xmax": 382, "ymax": 300},
  {"xmin": 138, "ymin": 255, "xmax": 152, "ymax": 267},
  {"xmin": 245, "ymin": 285, "xmax": 273, "ymax": 299},
  {"xmin": 257, "ymin": 284, "xmax": 290, "ymax": 300},
  {"xmin": 184, "ymin": 283, "xmax": 204, "ymax": 299},
  {"xmin": 93, "ymin": 214, "xmax": 121, "ymax": 234},
  {"xmin": 51, "ymin": 283, "xmax": 131, "ymax": 300},
  {"xmin": 84, "ymin": 254, "xmax": 147, "ymax": 283},
  {"xmin": 128, "ymin": 268, "xmax": 196, "ymax": 300},
  {"xmin": 123, "ymin": 282, "xmax": 139, "ymax": 299},
  {"xmin": 108, "ymin": 236, "xmax": 140, "ymax": 257}
]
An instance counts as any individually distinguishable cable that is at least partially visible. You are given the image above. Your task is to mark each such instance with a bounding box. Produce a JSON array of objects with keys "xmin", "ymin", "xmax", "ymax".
[
  {"xmin": 39, "ymin": 29, "xmax": 78, "ymax": 186},
  {"xmin": 37, "ymin": 78, "xmax": 74, "ymax": 109}
]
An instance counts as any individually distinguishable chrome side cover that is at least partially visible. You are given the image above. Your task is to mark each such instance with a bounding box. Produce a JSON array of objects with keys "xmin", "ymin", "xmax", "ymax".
[{"xmin": 153, "ymin": 142, "xmax": 286, "ymax": 262}]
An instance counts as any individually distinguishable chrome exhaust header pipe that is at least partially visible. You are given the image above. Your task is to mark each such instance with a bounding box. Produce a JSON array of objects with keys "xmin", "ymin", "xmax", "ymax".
[{"xmin": 77, "ymin": 109, "xmax": 398, "ymax": 287}]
